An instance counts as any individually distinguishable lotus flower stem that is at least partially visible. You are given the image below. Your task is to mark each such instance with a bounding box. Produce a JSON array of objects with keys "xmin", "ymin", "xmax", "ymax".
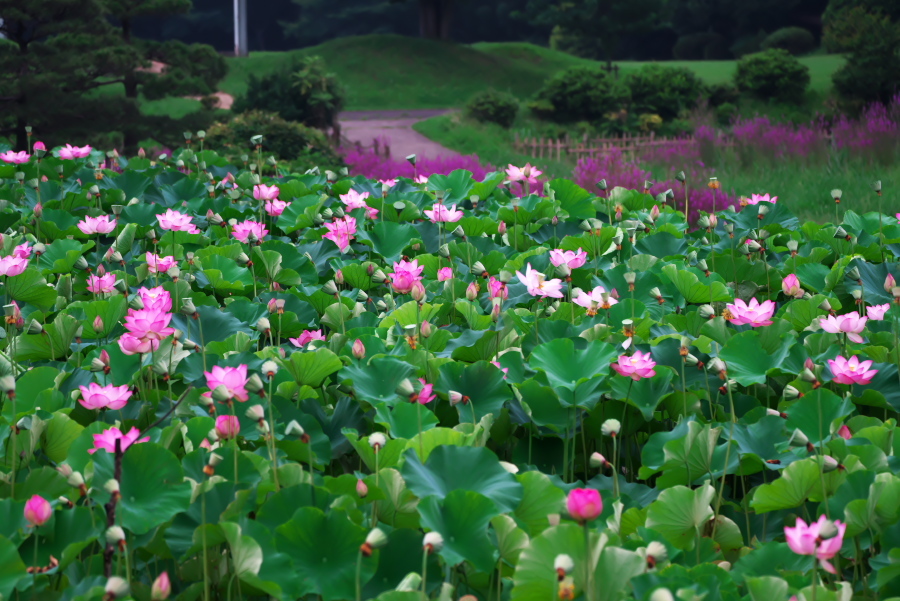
[
  {"xmin": 562, "ymin": 411, "xmax": 569, "ymax": 483},
  {"xmin": 372, "ymin": 452, "xmax": 379, "ymax": 526},
  {"xmin": 10, "ymin": 393, "xmax": 15, "ymax": 498},
  {"xmin": 417, "ymin": 401, "xmax": 424, "ymax": 460},
  {"xmin": 421, "ymin": 549, "xmax": 429, "ymax": 598},
  {"xmin": 201, "ymin": 488, "xmax": 210, "ymax": 601},
  {"xmin": 817, "ymin": 395, "xmax": 831, "ymax": 520},
  {"xmin": 309, "ymin": 443, "xmax": 316, "ymax": 507},
  {"xmin": 32, "ymin": 525, "xmax": 39, "ymax": 594},
  {"xmin": 583, "ymin": 523, "xmax": 593, "ymax": 601},
  {"xmin": 197, "ymin": 313, "xmax": 208, "ymax": 373},
  {"xmin": 712, "ymin": 378, "xmax": 738, "ymax": 541},
  {"xmin": 267, "ymin": 377, "xmax": 279, "ymax": 491},
  {"xmin": 355, "ymin": 549, "xmax": 363, "ymax": 601},
  {"xmin": 231, "ymin": 404, "xmax": 239, "ymax": 485},
  {"xmin": 612, "ymin": 434, "xmax": 620, "ymax": 499}
]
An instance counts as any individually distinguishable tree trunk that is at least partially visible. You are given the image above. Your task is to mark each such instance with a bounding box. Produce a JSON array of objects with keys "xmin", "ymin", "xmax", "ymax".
[{"xmin": 418, "ymin": 0, "xmax": 454, "ymax": 40}]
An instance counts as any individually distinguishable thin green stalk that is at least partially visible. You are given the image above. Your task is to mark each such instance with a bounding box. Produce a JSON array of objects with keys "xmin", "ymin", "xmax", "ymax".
[
  {"xmin": 712, "ymin": 382, "xmax": 738, "ymax": 541},
  {"xmin": 202, "ymin": 488, "xmax": 210, "ymax": 601},
  {"xmin": 817, "ymin": 394, "xmax": 831, "ymax": 520},
  {"xmin": 355, "ymin": 550, "xmax": 363, "ymax": 601},
  {"xmin": 267, "ymin": 377, "xmax": 279, "ymax": 491},
  {"xmin": 421, "ymin": 550, "xmax": 429, "ymax": 598},
  {"xmin": 583, "ymin": 523, "xmax": 593, "ymax": 601},
  {"xmin": 417, "ymin": 401, "xmax": 424, "ymax": 460},
  {"xmin": 10, "ymin": 394, "xmax": 16, "ymax": 498}
]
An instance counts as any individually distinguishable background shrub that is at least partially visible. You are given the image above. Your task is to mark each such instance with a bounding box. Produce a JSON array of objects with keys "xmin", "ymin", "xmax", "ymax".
[
  {"xmin": 673, "ymin": 33, "xmax": 730, "ymax": 59},
  {"xmin": 734, "ymin": 49, "xmax": 811, "ymax": 102},
  {"xmin": 465, "ymin": 89, "xmax": 519, "ymax": 128},
  {"xmin": 530, "ymin": 66, "xmax": 630, "ymax": 123},
  {"xmin": 761, "ymin": 26, "xmax": 816, "ymax": 55},
  {"xmin": 624, "ymin": 64, "xmax": 705, "ymax": 119},
  {"xmin": 831, "ymin": 15, "xmax": 900, "ymax": 106},
  {"xmin": 706, "ymin": 82, "xmax": 742, "ymax": 107},
  {"xmin": 205, "ymin": 110, "xmax": 343, "ymax": 169},
  {"xmin": 233, "ymin": 55, "xmax": 344, "ymax": 129}
]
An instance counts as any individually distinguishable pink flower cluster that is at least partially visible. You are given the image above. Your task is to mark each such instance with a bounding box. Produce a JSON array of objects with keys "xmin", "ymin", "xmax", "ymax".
[
  {"xmin": 204, "ymin": 364, "xmax": 250, "ymax": 404},
  {"xmin": 612, "ymin": 351, "xmax": 657, "ymax": 380},
  {"xmin": 424, "ymin": 203, "xmax": 464, "ymax": 223},
  {"xmin": 819, "ymin": 311, "xmax": 867, "ymax": 343},
  {"xmin": 117, "ymin": 286, "xmax": 175, "ymax": 355},
  {"xmin": 725, "ymin": 298, "xmax": 776, "ymax": 327},
  {"xmin": 516, "ymin": 263, "xmax": 563, "ymax": 298},
  {"xmin": 89, "ymin": 426, "xmax": 150, "ymax": 455},
  {"xmin": 77, "ymin": 215, "xmax": 116, "ymax": 235},
  {"xmin": 785, "ymin": 514, "xmax": 846, "ymax": 574},
  {"xmin": 290, "ymin": 329, "xmax": 326, "ymax": 348},
  {"xmin": 157, "ymin": 209, "xmax": 200, "ymax": 234},
  {"xmin": 323, "ymin": 216, "xmax": 357, "ymax": 252},
  {"xmin": 232, "ymin": 220, "xmax": 268, "ymax": 244},
  {"xmin": 340, "ymin": 190, "xmax": 378, "ymax": 219},
  {"xmin": 390, "ymin": 259, "xmax": 424, "ymax": 295}
]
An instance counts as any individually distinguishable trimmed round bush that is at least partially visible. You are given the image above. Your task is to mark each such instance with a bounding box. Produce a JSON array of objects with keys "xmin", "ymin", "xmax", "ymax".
[
  {"xmin": 465, "ymin": 89, "xmax": 520, "ymax": 128},
  {"xmin": 531, "ymin": 66, "xmax": 630, "ymax": 123},
  {"xmin": 623, "ymin": 64, "xmax": 706, "ymax": 120},
  {"xmin": 734, "ymin": 49, "xmax": 811, "ymax": 102},
  {"xmin": 706, "ymin": 82, "xmax": 741, "ymax": 107},
  {"xmin": 761, "ymin": 27, "xmax": 816, "ymax": 55},
  {"xmin": 205, "ymin": 110, "xmax": 343, "ymax": 169}
]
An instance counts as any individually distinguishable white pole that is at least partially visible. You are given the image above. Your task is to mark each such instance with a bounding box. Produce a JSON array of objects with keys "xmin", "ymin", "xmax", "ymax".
[{"xmin": 233, "ymin": 0, "xmax": 248, "ymax": 57}]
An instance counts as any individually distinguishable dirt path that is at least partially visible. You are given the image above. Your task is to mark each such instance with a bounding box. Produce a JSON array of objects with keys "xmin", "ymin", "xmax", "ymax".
[{"xmin": 339, "ymin": 109, "xmax": 459, "ymax": 159}]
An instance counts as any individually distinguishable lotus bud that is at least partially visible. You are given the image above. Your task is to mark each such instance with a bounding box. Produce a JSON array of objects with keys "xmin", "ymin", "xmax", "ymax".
[
  {"xmin": 684, "ymin": 353, "xmax": 700, "ymax": 367},
  {"xmin": 498, "ymin": 270, "xmax": 513, "ymax": 284},
  {"xmin": 371, "ymin": 269, "xmax": 388, "ymax": 284},
  {"xmin": 757, "ymin": 204, "xmax": 770, "ymax": 218},
  {"xmin": 106, "ymin": 526, "xmax": 126, "ymax": 547},
  {"xmin": 766, "ymin": 407, "xmax": 788, "ymax": 418},
  {"xmin": 104, "ymin": 478, "xmax": 120, "ymax": 498},
  {"xmin": 872, "ymin": 180, "xmax": 882, "ymax": 195},
  {"xmin": 369, "ymin": 432, "xmax": 387, "ymax": 450},
  {"xmin": 256, "ymin": 317, "xmax": 271, "ymax": 333},
  {"xmin": 352, "ymin": 339, "xmax": 366, "ymax": 360},
  {"xmin": 601, "ymin": 418, "xmax": 621, "ymax": 437},
  {"xmin": 151, "ymin": 572, "xmax": 171, "ymax": 601},
  {"xmin": 210, "ymin": 385, "xmax": 232, "ymax": 403},
  {"xmin": 707, "ymin": 358, "xmax": 726, "ymax": 376},
  {"xmin": 245, "ymin": 405, "xmax": 265, "ymax": 422},
  {"xmin": 491, "ymin": 299, "xmax": 501, "ymax": 322},
  {"xmin": 235, "ymin": 375, "xmax": 260, "ymax": 398},
  {"xmin": 411, "ymin": 281, "xmax": 426, "ymax": 303},
  {"xmin": 356, "ymin": 479, "xmax": 368, "ymax": 498},
  {"xmin": 820, "ymin": 455, "xmax": 840, "ymax": 473},
  {"xmin": 322, "ymin": 280, "xmax": 338, "ymax": 295},
  {"xmin": 589, "ymin": 452, "xmax": 608, "ymax": 469},
  {"xmin": 361, "ymin": 527, "xmax": 388, "ymax": 556},
  {"xmin": 723, "ymin": 222, "xmax": 734, "ymax": 235},
  {"xmin": 465, "ymin": 281, "xmax": 478, "ymax": 301},
  {"xmin": 554, "ymin": 554, "xmax": 574, "ymax": 579},
  {"xmin": 105, "ymin": 576, "xmax": 130, "ymax": 600},
  {"xmin": 420, "ymin": 320, "xmax": 433, "ymax": 338},
  {"xmin": 800, "ymin": 367, "xmax": 818, "ymax": 384},
  {"xmin": 788, "ymin": 429, "xmax": 810, "ymax": 448},
  {"xmin": 718, "ymin": 378, "xmax": 738, "ymax": 394},
  {"xmin": 783, "ymin": 385, "xmax": 802, "ymax": 400},
  {"xmin": 438, "ymin": 244, "xmax": 450, "ymax": 258},
  {"xmin": 26, "ymin": 319, "xmax": 43, "ymax": 335},
  {"xmin": 284, "ymin": 420, "xmax": 309, "ymax": 444},
  {"xmin": 556, "ymin": 264, "xmax": 571, "ymax": 278},
  {"xmin": 498, "ymin": 221, "xmax": 507, "ymax": 234},
  {"xmin": 448, "ymin": 391, "xmax": 465, "ymax": 406},
  {"xmin": 831, "ymin": 189, "xmax": 842, "ymax": 202},
  {"xmin": 834, "ymin": 227, "xmax": 849, "ymax": 240},
  {"xmin": 893, "ymin": 286, "xmax": 900, "ymax": 300},
  {"xmin": 423, "ymin": 532, "xmax": 444, "ymax": 554},
  {"xmin": 261, "ymin": 361, "xmax": 278, "ymax": 380}
]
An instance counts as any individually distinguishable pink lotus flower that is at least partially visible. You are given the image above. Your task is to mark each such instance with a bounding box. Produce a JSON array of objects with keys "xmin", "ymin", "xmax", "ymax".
[
  {"xmin": 747, "ymin": 193, "xmax": 777, "ymax": 205},
  {"xmin": 0, "ymin": 150, "xmax": 30, "ymax": 164},
  {"xmin": 6, "ymin": 301, "xmax": 23, "ymax": 327},
  {"xmin": 437, "ymin": 267, "xmax": 453, "ymax": 281},
  {"xmin": 415, "ymin": 175, "xmax": 429, "ymax": 184},
  {"xmin": 413, "ymin": 378, "xmax": 435, "ymax": 404},
  {"xmin": 611, "ymin": 350, "xmax": 657, "ymax": 380},
  {"xmin": 506, "ymin": 163, "xmax": 542, "ymax": 184},
  {"xmin": 837, "ymin": 425, "xmax": 852, "ymax": 440},
  {"xmin": 204, "ymin": 364, "xmax": 250, "ymax": 403},
  {"xmin": 490, "ymin": 360, "xmax": 510, "ymax": 378},
  {"xmin": 118, "ymin": 333, "xmax": 157, "ymax": 355},
  {"xmin": 549, "ymin": 249, "xmax": 588, "ymax": 269},
  {"xmin": 215, "ymin": 415, "xmax": 240, "ymax": 440},
  {"xmin": 886, "ymin": 274, "xmax": 897, "ymax": 292},
  {"xmin": 13, "ymin": 243, "xmax": 32, "ymax": 259},
  {"xmin": 866, "ymin": 303, "xmax": 889, "ymax": 321},
  {"xmin": 145, "ymin": 253, "xmax": 177, "ymax": 274},
  {"xmin": 390, "ymin": 259, "xmax": 425, "ymax": 295},
  {"xmin": 340, "ymin": 189, "xmax": 379, "ymax": 219},
  {"xmin": 515, "ymin": 263, "xmax": 564, "ymax": 298},
  {"xmin": 24, "ymin": 495, "xmax": 52, "ymax": 527},
  {"xmin": 488, "ymin": 276, "xmax": 508, "ymax": 300},
  {"xmin": 785, "ymin": 514, "xmax": 846, "ymax": 574},
  {"xmin": 78, "ymin": 383, "xmax": 132, "ymax": 410},
  {"xmin": 59, "ymin": 144, "xmax": 92, "ymax": 160},
  {"xmin": 232, "ymin": 220, "xmax": 268, "ymax": 243},
  {"xmin": 289, "ymin": 329, "xmax": 327, "ymax": 347},
  {"xmin": 87, "ymin": 273, "xmax": 117, "ymax": 294},
  {"xmin": 378, "ymin": 178, "xmax": 397, "ymax": 188},
  {"xmin": 253, "ymin": 184, "xmax": 280, "ymax": 201},
  {"xmin": 124, "ymin": 308, "xmax": 174, "ymax": 341},
  {"xmin": 567, "ymin": 488, "xmax": 602, "ymax": 523},
  {"xmin": 33, "ymin": 141, "xmax": 46, "ymax": 152},
  {"xmin": 77, "ymin": 215, "xmax": 117, "ymax": 235},
  {"xmin": 156, "ymin": 209, "xmax": 199, "ymax": 234},
  {"xmin": 827, "ymin": 355, "xmax": 878, "ymax": 385},
  {"xmin": 138, "ymin": 286, "xmax": 173, "ymax": 312},
  {"xmin": 424, "ymin": 203, "xmax": 464, "ymax": 223},
  {"xmin": 264, "ymin": 199, "xmax": 290, "ymax": 217},
  {"xmin": 89, "ymin": 426, "xmax": 150, "ymax": 454},
  {"xmin": 0, "ymin": 256, "xmax": 28, "ymax": 277},
  {"xmin": 819, "ymin": 311, "xmax": 868, "ymax": 343},
  {"xmin": 574, "ymin": 286, "xmax": 618, "ymax": 315},
  {"xmin": 781, "ymin": 274, "xmax": 803, "ymax": 298},
  {"xmin": 323, "ymin": 216, "xmax": 357, "ymax": 252},
  {"xmin": 725, "ymin": 298, "xmax": 776, "ymax": 327}
]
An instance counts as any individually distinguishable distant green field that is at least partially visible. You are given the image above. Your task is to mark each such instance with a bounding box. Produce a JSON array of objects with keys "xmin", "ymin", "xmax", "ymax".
[{"xmin": 220, "ymin": 35, "xmax": 845, "ymax": 111}]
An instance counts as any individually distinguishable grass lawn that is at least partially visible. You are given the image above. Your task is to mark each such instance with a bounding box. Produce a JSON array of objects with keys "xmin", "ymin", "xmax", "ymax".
[{"xmin": 219, "ymin": 35, "xmax": 845, "ymax": 111}]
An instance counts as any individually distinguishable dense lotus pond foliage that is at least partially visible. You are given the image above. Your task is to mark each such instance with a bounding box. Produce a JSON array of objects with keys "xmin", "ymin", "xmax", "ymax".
[{"xmin": 1, "ymin": 143, "xmax": 900, "ymax": 601}]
